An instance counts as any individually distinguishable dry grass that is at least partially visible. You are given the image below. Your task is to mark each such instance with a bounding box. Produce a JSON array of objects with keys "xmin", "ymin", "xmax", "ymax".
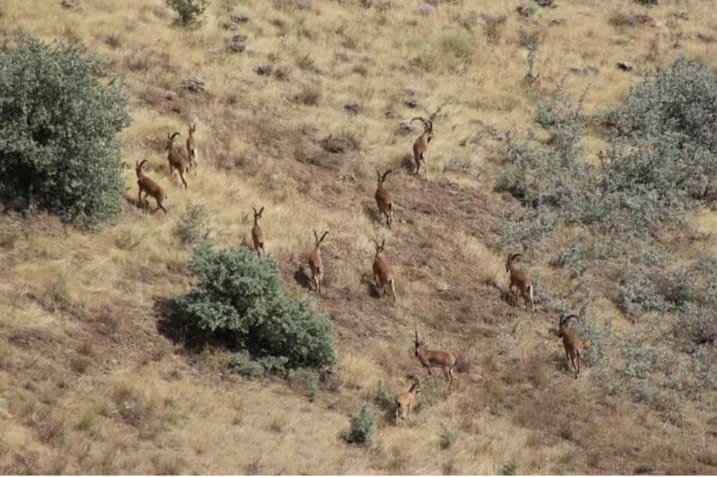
[{"xmin": 1, "ymin": 0, "xmax": 717, "ymax": 473}]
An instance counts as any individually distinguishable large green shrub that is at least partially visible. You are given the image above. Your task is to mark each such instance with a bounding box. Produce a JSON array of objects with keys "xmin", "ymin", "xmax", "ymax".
[
  {"xmin": 0, "ymin": 35, "xmax": 130, "ymax": 227},
  {"xmin": 174, "ymin": 245, "xmax": 336, "ymax": 370}
]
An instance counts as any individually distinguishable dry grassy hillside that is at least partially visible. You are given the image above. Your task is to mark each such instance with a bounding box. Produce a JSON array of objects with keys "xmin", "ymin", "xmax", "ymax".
[{"xmin": 1, "ymin": 0, "xmax": 717, "ymax": 474}]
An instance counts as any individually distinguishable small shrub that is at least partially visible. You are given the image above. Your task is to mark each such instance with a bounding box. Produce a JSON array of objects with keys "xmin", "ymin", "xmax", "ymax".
[
  {"xmin": 76, "ymin": 412, "xmax": 96, "ymax": 431},
  {"xmin": 438, "ymin": 28, "xmax": 474, "ymax": 61},
  {"xmin": 0, "ymin": 35, "xmax": 130, "ymax": 227},
  {"xmin": 174, "ymin": 204, "xmax": 211, "ymax": 245},
  {"xmin": 320, "ymin": 131, "xmax": 361, "ymax": 154},
  {"xmin": 438, "ymin": 424, "xmax": 459, "ymax": 449},
  {"xmin": 293, "ymin": 84, "xmax": 321, "ymax": 106},
  {"xmin": 174, "ymin": 245, "xmax": 336, "ymax": 370},
  {"xmin": 166, "ymin": 0, "xmax": 207, "ymax": 25},
  {"xmin": 500, "ymin": 459, "xmax": 518, "ymax": 475},
  {"xmin": 342, "ymin": 404, "xmax": 376, "ymax": 444}
]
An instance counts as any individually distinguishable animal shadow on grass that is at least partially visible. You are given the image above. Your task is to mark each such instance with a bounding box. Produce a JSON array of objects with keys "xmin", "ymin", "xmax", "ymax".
[
  {"xmin": 125, "ymin": 194, "xmax": 159, "ymax": 214},
  {"xmin": 294, "ymin": 265, "xmax": 313, "ymax": 291},
  {"xmin": 361, "ymin": 273, "xmax": 382, "ymax": 299},
  {"xmin": 362, "ymin": 202, "xmax": 383, "ymax": 226},
  {"xmin": 399, "ymin": 154, "xmax": 415, "ymax": 174},
  {"xmin": 154, "ymin": 296, "xmax": 215, "ymax": 353}
]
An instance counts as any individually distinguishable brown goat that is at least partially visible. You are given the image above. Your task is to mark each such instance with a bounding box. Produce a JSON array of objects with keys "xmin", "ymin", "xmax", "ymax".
[
  {"xmin": 506, "ymin": 253, "xmax": 534, "ymax": 312},
  {"xmin": 251, "ymin": 206, "xmax": 265, "ymax": 257},
  {"xmin": 186, "ymin": 122, "xmax": 198, "ymax": 169},
  {"xmin": 135, "ymin": 160, "xmax": 167, "ymax": 214},
  {"xmin": 308, "ymin": 230, "xmax": 329, "ymax": 294},
  {"xmin": 414, "ymin": 330, "xmax": 458, "ymax": 390},
  {"xmin": 372, "ymin": 239, "xmax": 396, "ymax": 302},
  {"xmin": 410, "ymin": 117, "xmax": 433, "ymax": 179},
  {"xmin": 395, "ymin": 378, "xmax": 420, "ymax": 425},
  {"xmin": 558, "ymin": 314, "xmax": 586, "ymax": 379},
  {"xmin": 165, "ymin": 132, "xmax": 190, "ymax": 189},
  {"xmin": 375, "ymin": 169, "xmax": 394, "ymax": 228}
]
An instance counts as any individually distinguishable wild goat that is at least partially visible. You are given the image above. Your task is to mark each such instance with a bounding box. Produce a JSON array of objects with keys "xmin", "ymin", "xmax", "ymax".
[
  {"xmin": 251, "ymin": 206, "xmax": 265, "ymax": 257},
  {"xmin": 135, "ymin": 160, "xmax": 167, "ymax": 214},
  {"xmin": 375, "ymin": 169, "xmax": 394, "ymax": 228},
  {"xmin": 372, "ymin": 239, "xmax": 397, "ymax": 302},
  {"xmin": 506, "ymin": 253, "xmax": 534, "ymax": 312},
  {"xmin": 186, "ymin": 122, "xmax": 198, "ymax": 168},
  {"xmin": 410, "ymin": 117, "xmax": 433, "ymax": 179},
  {"xmin": 395, "ymin": 378, "xmax": 420, "ymax": 425},
  {"xmin": 558, "ymin": 314, "xmax": 586, "ymax": 379},
  {"xmin": 414, "ymin": 330, "xmax": 458, "ymax": 390},
  {"xmin": 308, "ymin": 230, "xmax": 329, "ymax": 294},
  {"xmin": 165, "ymin": 132, "xmax": 190, "ymax": 189}
]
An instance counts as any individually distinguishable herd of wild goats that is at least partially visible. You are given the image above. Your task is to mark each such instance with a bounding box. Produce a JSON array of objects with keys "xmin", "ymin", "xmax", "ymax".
[{"xmin": 134, "ymin": 117, "xmax": 586, "ymax": 425}]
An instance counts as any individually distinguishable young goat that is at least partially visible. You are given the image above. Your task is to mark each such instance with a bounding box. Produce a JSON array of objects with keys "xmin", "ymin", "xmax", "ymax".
[
  {"xmin": 251, "ymin": 206, "xmax": 265, "ymax": 257},
  {"xmin": 410, "ymin": 117, "xmax": 433, "ymax": 179},
  {"xmin": 414, "ymin": 330, "xmax": 458, "ymax": 390},
  {"xmin": 186, "ymin": 122, "xmax": 198, "ymax": 168},
  {"xmin": 395, "ymin": 378, "xmax": 420, "ymax": 425},
  {"xmin": 558, "ymin": 314, "xmax": 586, "ymax": 379},
  {"xmin": 506, "ymin": 253, "xmax": 534, "ymax": 312},
  {"xmin": 135, "ymin": 160, "xmax": 167, "ymax": 214},
  {"xmin": 308, "ymin": 230, "xmax": 329, "ymax": 294},
  {"xmin": 165, "ymin": 132, "xmax": 190, "ymax": 189},
  {"xmin": 372, "ymin": 239, "xmax": 397, "ymax": 302},
  {"xmin": 374, "ymin": 169, "xmax": 394, "ymax": 228}
]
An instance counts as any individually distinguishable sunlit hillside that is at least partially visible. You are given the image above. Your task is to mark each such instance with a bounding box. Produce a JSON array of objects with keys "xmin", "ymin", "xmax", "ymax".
[{"xmin": 1, "ymin": 0, "xmax": 716, "ymax": 473}]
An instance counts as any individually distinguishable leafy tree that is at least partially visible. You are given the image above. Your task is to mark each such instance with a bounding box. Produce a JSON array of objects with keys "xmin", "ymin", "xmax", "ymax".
[{"xmin": 0, "ymin": 34, "xmax": 130, "ymax": 227}]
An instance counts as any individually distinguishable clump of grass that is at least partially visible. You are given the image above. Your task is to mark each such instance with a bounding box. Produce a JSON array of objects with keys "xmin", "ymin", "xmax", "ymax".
[
  {"xmin": 500, "ymin": 459, "xmax": 518, "ymax": 475},
  {"xmin": 438, "ymin": 424, "xmax": 459, "ymax": 449},
  {"xmin": 341, "ymin": 404, "xmax": 377, "ymax": 444},
  {"xmin": 293, "ymin": 84, "xmax": 322, "ymax": 106},
  {"xmin": 174, "ymin": 203, "xmax": 211, "ymax": 245},
  {"xmin": 374, "ymin": 380, "xmax": 397, "ymax": 410},
  {"xmin": 288, "ymin": 368, "xmax": 320, "ymax": 401}
]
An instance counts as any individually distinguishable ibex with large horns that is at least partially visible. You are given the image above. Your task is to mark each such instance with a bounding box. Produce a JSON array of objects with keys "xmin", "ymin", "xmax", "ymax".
[{"xmin": 557, "ymin": 314, "xmax": 587, "ymax": 379}]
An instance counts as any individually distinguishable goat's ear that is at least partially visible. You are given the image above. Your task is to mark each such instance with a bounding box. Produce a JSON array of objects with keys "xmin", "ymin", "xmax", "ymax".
[{"xmin": 259, "ymin": 206, "xmax": 264, "ymax": 215}]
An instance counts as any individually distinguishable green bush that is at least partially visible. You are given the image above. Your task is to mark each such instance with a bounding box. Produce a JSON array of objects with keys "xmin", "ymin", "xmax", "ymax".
[
  {"xmin": 174, "ymin": 245, "xmax": 336, "ymax": 370},
  {"xmin": 341, "ymin": 404, "xmax": 376, "ymax": 444},
  {"xmin": 166, "ymin": 0, "xmax": 208, "ymax": 26},
  {"xmin": 0, "ymin": 35, "xmax": 130, "ymax": 227}
]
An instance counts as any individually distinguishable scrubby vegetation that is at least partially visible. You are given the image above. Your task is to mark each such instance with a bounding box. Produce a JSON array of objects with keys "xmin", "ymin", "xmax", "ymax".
[
  {"xmin": 497, "ymin": 56, "xmax": 717, "ymax": 424},
  {"xmin": 0, "ymin": 34, "xmax": 130, "ymax": 227}
]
